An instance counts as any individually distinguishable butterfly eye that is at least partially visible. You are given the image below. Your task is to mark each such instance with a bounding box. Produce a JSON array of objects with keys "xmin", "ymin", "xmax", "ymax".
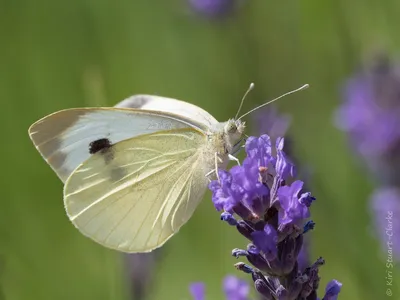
[{"xmin": 227, "ymin": 123, "xmax": 237, "ymax": 133}]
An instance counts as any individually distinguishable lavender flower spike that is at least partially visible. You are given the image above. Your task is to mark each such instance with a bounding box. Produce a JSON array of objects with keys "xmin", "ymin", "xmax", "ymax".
[
  {"xmin": 335, "ymin": 54, "xmax": 400, "ymax": 184},
  {"xmin": 209, "ymin": 134, "xmax": 341, "ymax": 299},
  {"xmin": 335, "ymin": 54, "xmax": 400, "ymax": 261}
]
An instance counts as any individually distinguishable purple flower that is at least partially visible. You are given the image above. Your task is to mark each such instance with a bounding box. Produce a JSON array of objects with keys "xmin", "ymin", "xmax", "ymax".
[
  {"xmin": 209, "ymin": 170, "xmax": 239, "ymax": 212},
  {"xmin": 335, "ymin": 62, "xmax": 395, "ymax": 156},
  {"xmin": 208, "ymin": 134, "xmax": 340, "ymax": 299},
  {"xmin": 336, "ymin": 54, "xmax": 400, "ymax": 264},
  {"xmin": 125, "ymin": 252, "xmax": 160, "ymax": 299},
  {"xmin": 335, "ymin": 54, "xmax": 400, "ymax": 184},
  {"xmin": 190, "ymin": 282, "xmax": 205, "ymax": 300},
  {"xmin": 210, "ymin": 136, "xmax": 272, "ymax": 218},
  {"xmin": 189, "ymin": 0, "xmax": 236, "ymax": 17},
  {"xmin": 275, "ymin": 137, "xmax": 296, "ymax": 180},
  {"xmin": 278, "ymin": 180, "xmax": 313, "ymax": 225},
  {"xmin": 223, "ymin": 275, "xmax": 250, "ymax": 300},
  {"xmin": 322, "ymin": 279, "xmax": 342, "ymax": 300},
  {"xmin": 221, "ymin": 211, "xmax": 238, "ymax": 226},
  {"xmin": 245, "ymin": 135, "xmax": 273, "ymax": 168},
  {"xmin": 370, "ymin": 186, "xmax": 400, "ymax": 261},
  {"xmin": 251, "ymin": 224, "xmax": 278, "ymax": 259},
  {"xmin": 189, "ymin": 276, "xmax": 249, "ymax": 300},
  {"xmin": 252, "ymin": 106, "xmax": 291, "ymax": 140}
]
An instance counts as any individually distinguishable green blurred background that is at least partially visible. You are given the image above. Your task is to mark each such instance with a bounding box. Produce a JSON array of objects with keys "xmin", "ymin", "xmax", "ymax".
[{"xmin": 1, "ymin": 0, "xmax": 399, "ymax": 299}]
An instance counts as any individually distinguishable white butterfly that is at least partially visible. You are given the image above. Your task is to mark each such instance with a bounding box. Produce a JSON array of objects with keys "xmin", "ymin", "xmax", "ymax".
[{"xmin": 28, "ymin": 84, "xmax": 308, "ymax": 253}]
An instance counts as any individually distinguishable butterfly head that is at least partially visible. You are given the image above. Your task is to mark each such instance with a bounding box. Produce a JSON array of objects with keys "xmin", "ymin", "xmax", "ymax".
[{"xmin": 223, "ymin": 119, "xmax": 245, "ymax": 153}]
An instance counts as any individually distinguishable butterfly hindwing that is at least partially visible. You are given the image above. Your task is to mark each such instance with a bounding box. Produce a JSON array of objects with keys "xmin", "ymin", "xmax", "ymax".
[{"xmin": 63, "ymin": 128, "xmax": 210, "ymax": 253}]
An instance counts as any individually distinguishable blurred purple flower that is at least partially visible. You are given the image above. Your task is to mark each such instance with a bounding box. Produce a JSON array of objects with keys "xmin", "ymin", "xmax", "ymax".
[
  {"xmin": 223, "ymin": 275, "xmax": 250, "ymax": 300},
  {"xmin": 370, "ymin": 186, "xmax": 400, "ymax": 261},
  {"xmin": 189, "ymin": 0, "xmax": 236, "ymax": 17},
  {"xmin": 208, "ymin": 134, "xmax": 341, "ymax": 299},
  {"xmin": 189, "ymin": 276, "xmax": 249, "ymax": 300},
  {"xmin": 190, "ymin": 282, "xmax": 205, "ymax": 300},
  {"xmin": 252, "ymin": 106, "xmax": 291, "ymax": 141},
  {"xmin": 335, "ymin": 55, "xmax": 400, "ymax": 184},
  {"xmin": 335, "ymin": 54, "xmax": 400, "ymax": 262},
  {"xmin": 125, "ymin": 253, "xmax": 159, "ymax": 299}
]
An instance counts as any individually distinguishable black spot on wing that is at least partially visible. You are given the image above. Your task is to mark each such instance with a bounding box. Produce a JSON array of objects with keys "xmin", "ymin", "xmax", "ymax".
[
  {"xmin": 89, "ymin": 138, "xmax": 112, "ymax": 154},
  {"xmin": 89, "ymin": 138, "xmax": 128, "ymax": 182},
  {"xmin": 89, "ymin": 138, "xmax": 114, "ymax": 163}
]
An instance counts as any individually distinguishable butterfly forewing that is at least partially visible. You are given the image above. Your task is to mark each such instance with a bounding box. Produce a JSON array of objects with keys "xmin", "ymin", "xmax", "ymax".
[
  {"xmin": 63, "ymin": 128, "xmax": 210, "ymax": 253},
  {"xmin": 28, "ymin": 107, "xmax": 208, "ymax": 182},
  {"xmin": 116, "ymin": 95, "xmax": 219, "ymax": 128}
]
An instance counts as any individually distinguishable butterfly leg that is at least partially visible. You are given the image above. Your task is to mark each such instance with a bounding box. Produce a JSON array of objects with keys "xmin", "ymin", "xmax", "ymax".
[
  {"xmin": 205, "ymin": 169, "xmax": 215, "ymax": 182},
  {"xmin": 205, "ymin": 153, "xmax": 223, "ymax": 182},
  {"xmin": 214, "ymin": 152, "xmax": 221, "ymax": 183}
]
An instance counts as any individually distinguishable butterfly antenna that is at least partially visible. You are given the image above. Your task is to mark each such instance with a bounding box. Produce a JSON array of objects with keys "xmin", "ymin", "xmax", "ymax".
[
  {"xmin": 235, "ymin": 82, "xmax": 255, "ymax": 120},
  {"xmin": 238, "ymin": 84, "xmax": 309, "ymax": 120}
]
